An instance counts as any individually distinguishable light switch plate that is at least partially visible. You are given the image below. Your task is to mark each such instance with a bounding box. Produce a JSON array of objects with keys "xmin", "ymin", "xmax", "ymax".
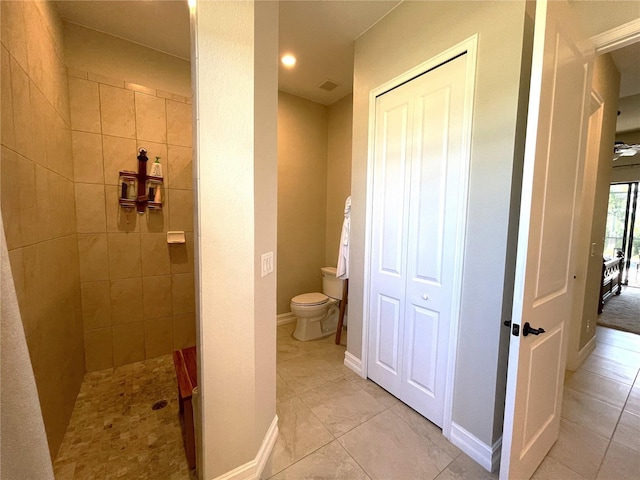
[{"xmin": 261, "ymin": 251, "xmax": 274, "ymax": 278}]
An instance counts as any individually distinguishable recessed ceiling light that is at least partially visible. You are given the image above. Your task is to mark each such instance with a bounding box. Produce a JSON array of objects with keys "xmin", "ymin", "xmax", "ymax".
[
  {"xmin": 188, "ymin": 0, "xmax": 196, "ymax": 9},
  {"xmin": 281, "ymin": 54, "xmax": 296, "ymax": 68}
]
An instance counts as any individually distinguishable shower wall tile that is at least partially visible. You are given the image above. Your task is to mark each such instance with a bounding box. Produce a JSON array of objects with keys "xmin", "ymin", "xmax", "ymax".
[
  {"xmin": 102, "ymin": 135, "xmax": 138, "ymax": 184},
  {"xmin": 81, "ymin": 281, "xmax": 112, "ymax": 330},
  {"xmin": 173, "ymin": 313, "xmax": 196, "ymax": 350},
  {"xmin": 105, "ymin": 184, "xmax": 139, "ymax": 233},
  {"xmin": 99, "ymin": 84, "xmax": 135, "ymax": 138},
  {"xmin": 75, "ymin": 183, "xmax": 107, "ymax": 233},
  {"xmin": 142, "ymin": 275, "xmax": 173, "ymax": 319},
  {"xmin": 1, "ymin": 1, "xmax": 29, "ymax": 73},
  {"xmin": 171, "ymin": 273, "xmax": 195, "ymax": 315},
  {"xmin": 166, "ymin": 100, "xmax": 192, "ymax": 147},
  {"xmin": 144, "ymin": 317, "xmax": 173, "ymax": 358},
  {"xmin": 1, "ymin": 147, "xmax": 23, "ymax": 249},
  {"xmin": 169, "ymin": 232, "xmax": 194, "ymax": 275},
  {"xmin": 1, "ymin": 47, "xmax": 16, "ymax": 151},
  {"xmin": 84, "ymin": 327, "xmax": 113, "ymax": 371},
  {"xmin": 135, "ymin": 92, "xmax": 167, "ymax": 144},
  {"xmin": 168, "ymin": 189, "xmax": 194, "ymax": 232},
  {"xmin": 68, "ymin": 77, "xmax": 101, "ymax": 134},
  {"xmin": 126, "ymin": 82, "xmax": 156, "ymax": 96},
  {"xmin": 112, "ymin": 322, "xmax": 145, "ymax": 366},
  {"xmin": 72, "ymin": 131, "xmax": 104, "ymax": 184},
  {"xmin": 141, "ymin": 233, "xmax": 171, "ymax": 277},
  {"xmin": 110, "ymin": 278, "xmax": 143, "ymax": 325},
  {"xmin": 29, "ymin": 82, "xmax": 48, "ymax": 166},
  {"xmin": 167, "ymin": 145, "xmax": 193, "ymax": 190},
  {"xmin": 78, "ymin": 233, "xmax": 109, "ymax": 282},
  {"xmin": 108, "ymin": 232, "xmax": 142, "ymax": 279},
  {"xmin": 87, "ymin": 72, "xmax": 124, "ymax": 88},
  {"xmin": 10, "ymin": 56, "xmax": 35, "ymax": 160},
  {"xmin": 140, "ymin": 196, "xmax": 169, "ymax": 234}
]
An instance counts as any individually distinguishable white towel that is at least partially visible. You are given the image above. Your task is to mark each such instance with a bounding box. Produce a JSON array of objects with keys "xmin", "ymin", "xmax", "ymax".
[
  {"xmin": 336, "ymin": 196, "xmax": 351, "ymax": 279},
  {"xmin": 0, "ymin": 211, "xmax": 55, "ymax": 479}
]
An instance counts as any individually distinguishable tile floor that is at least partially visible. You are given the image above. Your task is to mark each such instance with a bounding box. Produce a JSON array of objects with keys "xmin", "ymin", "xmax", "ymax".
[{"xmin": 52, "ymin": 324, "xmax": 639, "ymax": 479}]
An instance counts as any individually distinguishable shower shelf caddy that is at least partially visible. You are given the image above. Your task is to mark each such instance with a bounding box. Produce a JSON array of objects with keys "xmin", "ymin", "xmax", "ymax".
[{"xmin": 118, "ymin": 148, "xmax": 163, "ymax": 213}]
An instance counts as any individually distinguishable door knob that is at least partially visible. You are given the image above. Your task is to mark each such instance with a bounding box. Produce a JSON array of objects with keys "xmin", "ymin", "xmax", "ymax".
[
  {"xmin": 522, "ymin": 322, "xmax": 545, "ymax": 337},
  {"xmin": 422, "ymin": 293, "xmax": 429, "ymax": 300}
]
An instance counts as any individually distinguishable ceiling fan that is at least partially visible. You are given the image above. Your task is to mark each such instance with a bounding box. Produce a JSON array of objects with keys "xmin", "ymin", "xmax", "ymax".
[{"xmin": 613, "ymin": 141, "xmax": 640, "ymax": 161}]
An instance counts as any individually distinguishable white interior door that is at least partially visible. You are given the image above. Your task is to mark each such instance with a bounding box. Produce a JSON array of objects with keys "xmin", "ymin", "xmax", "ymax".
[
  {"xmin": 500, "ymin": 1, "xmax": 594, "ymax": 478},
  {"xmin": 367, "ymin": 54, "xmax": 469, "ymax": 427}
]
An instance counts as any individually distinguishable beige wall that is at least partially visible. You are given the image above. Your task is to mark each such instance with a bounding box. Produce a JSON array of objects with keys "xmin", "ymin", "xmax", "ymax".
[
  {"xmin": 325, "ymin": 94, "xmax": 353, "ymax": 266},
  {"xmin": 63, "ymin": 22, "xmax": 191, "ymax": 98},
  {"xmin": 1, "ymin": 0, "xmax": 84, "ymax": 457},
  {"xmin": 68, "ymin": 70, "xmax": 195, "ymax": 371},
  {"xmin": 351, "ymin": 0, "xmax": 528, "ymax": 447},
  {"xmin": 277, "ymin": 92, "xmax": 328, "ymax": 314},
  {"xmin": 578, "ymin": 54, "xmax": 621, "ymax": 350}
]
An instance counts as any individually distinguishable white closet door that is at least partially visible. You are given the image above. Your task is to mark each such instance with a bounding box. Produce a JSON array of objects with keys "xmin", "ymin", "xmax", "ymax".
[{"xmin": 368, "ymin": 54, "xmax": 468, "ymax": 427}]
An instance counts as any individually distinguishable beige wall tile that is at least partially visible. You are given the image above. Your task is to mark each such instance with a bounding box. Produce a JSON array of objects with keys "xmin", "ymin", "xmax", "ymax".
[
  {"xmin": 135, "ymin": 92, "xmax": 166, "ymax": 143},
  {"xmin": 49, "ymin": 170, "xmax": 76, "ymax": 238},
  {"xmin": 138, "ymin": 141, "xmax": 167, "ymax": 179},
  {"xmin": 81, "ymin": 281, "xmax": 111, "ymax": 330},
  {"xmin": 68, "ymin": 76, "xmax": 101, "ymax": 134},
  {"xmin": 66, "ymin": 67, "xmax": 87, "ymax": 79},
  {"xmin": 173, "ymin": 313, "xmax": 196, "ymax": 350},
  {"xmin": 31, "ymin": 85, "xmax": 52, "ymax": 168},
  {"xmin": 48, "ymin": 111, "xmax": 74, "ymax": 180},
  {"xmin": 77, "ymin": 233, "xmax": 109, "ymax": 282},
  {"xmin": 100, "ymin": 84, "xmax": 135, "ymax": 138},
  {"xmin": 105, "ymin": 184, "xmax": 139, "ymax": 233},
  {"xmin": 102, "ymin": 135, "xmax": 138, "ymax": 184},
  {"xmin": 1, "ymin": 1, "xmax": 29, "ymax": 73},
  {"xmin": 140, "ymin": 192, "xmax": 169, "ymax": 234},
  {"xmin": 169, "ymin": 231, "xmax": 194, "ymax": 274},
  {"xmin": 10, "ymin": 56, "xmax": 35, "ymax": 160},
  {"xmin": 1, "ymin": 147, "xmax": 24, "ymax": 249},
  {"xmin": 72, "ymin": 131, "xmax": 104, "ymax": 183},
  {"xmin": 142, "ymin": 275, "xmax": 172, "ymax": 319},
  {"xmin": 75, "ymin": 183, "xmax": 107, "ymax": 233},
  {"xmin": 144, "ymin": 317, "xmax": 173, "ymax": 359},
  {"xmin": 110, "ymin": 278, "xmax": 143, "ymax": 325},
  {"xmin": 167, "ymin": 145, "xmax": 192, "ymax": 190},
  {"xmin": 112, "ymin": 322, "xmax": 145, "ymax": 366},
  {"xmin": 171, "ymin": 273, "xmax": 195, "ymax": 315},
  {"xmin": 126, "ymin": 82, "xmax": 156, "ymax": 95},
  {"xmin": 168, "ymin": 189, "xmax": 193, "ymax": 232},
  {"xmin": 33, "ymin": 165, "xmax": 55, "ymax": 242},
  {"xmin": 157, "ymin": 90, "xmax": 187, "ymax": 103},
  {"xmin": 1, "ymin": 47, "xmax": 16, "ymax": 150},
  {"xmin": 86, "ymin": 326, "xmax": 114, "ymax": 371},
  {"xmin": 87, "ymin": 72, "xmax": 123, "ymax": 88},
  {"xmin": 141, "ymin": 233, "xmax": 170, "ymax": 276},
  {"xmin": 108, "ymin": 232, "xmax": 141, "ymax": 279},
  {"xmin": 166, "ymin": 100, "xmax": 192, "ymax": 147},
  {"xmin": 8, "ymin": 248, "xmax": 27, "ymax": 330}
]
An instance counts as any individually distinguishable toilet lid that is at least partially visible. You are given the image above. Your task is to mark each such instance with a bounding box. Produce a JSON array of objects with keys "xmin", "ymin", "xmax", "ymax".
[{"xmin": 291, "ymin": 292, "xmax": 329, "ymax": 306}]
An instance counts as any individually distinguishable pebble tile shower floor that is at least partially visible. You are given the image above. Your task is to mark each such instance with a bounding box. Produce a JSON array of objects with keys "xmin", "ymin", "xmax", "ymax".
[{"xmin": 53, "ymin": 356, "xmax": 195, "ymax": 480}]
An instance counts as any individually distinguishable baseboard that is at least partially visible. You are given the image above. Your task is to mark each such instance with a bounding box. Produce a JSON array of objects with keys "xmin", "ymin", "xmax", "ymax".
[
  {"xmin": 277, "ymin": 312, "xmax": 296, "ymax": 326},
  {"xmin": 212, "ymin": 415, "xmax": 278, "ymax": 480},
  {"xmin": 575, "ymin": 334, "xmax": 596, "ymax": 369},
  {"xmin": 450, "ymin": 422, "xmax": 501, "ymax": 473},
  {"xmin": 344, "ymin": 351, "xmax": 364, "ymax": 377}
]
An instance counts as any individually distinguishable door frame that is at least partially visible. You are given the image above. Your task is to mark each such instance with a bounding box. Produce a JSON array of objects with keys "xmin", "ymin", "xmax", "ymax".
[{"xmin": 360, "ymin": 35, "xmax": 478, "ymax": 439}]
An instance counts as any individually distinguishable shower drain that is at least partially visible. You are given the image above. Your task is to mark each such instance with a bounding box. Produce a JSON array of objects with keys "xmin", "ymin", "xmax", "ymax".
[{"xmin": 152, "ymin": 399, "xmax": 168, "ymax": 410}]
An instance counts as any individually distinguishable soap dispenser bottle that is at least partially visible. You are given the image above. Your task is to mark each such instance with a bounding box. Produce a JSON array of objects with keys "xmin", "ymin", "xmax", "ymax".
[{"xmin": 149, "ymin": 156, "xmax": 163, "ymax": 178}]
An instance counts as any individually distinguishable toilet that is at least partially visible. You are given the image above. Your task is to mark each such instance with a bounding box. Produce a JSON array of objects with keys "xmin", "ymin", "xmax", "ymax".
[{"xmin": 290, "ymin": 267, "xmax": 344, "ymax": 341}]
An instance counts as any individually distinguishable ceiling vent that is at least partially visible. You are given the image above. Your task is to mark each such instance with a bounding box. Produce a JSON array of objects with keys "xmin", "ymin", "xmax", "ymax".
[{"xmin": 318, "ymin": 79, "xmax": 339, "ymax": 91}]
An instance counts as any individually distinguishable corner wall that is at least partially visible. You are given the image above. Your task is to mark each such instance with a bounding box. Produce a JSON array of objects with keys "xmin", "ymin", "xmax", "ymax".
[{"xmin": 1, "ymin": 0, "xmax": 84, "ymax": 457}]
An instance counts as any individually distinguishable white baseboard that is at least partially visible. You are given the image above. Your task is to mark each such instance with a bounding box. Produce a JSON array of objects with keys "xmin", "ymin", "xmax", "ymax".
[
  {"xmin": 344, "ymin": 351, "xmax": 364, "ymax": 377},
  {"xmin": 212, "ymin": 415, "xmax": 278, "ymax": 480},
  {"xmin": 277, "ymin": 312, "xmax": 296, "ymax": 326},
  {"xmin": 450, "ymin": 422, "xmax": 501, "ymax": 473},
  {"xmin": 574, "ymin": 334, "xmax": 596, "ymax": 370}
]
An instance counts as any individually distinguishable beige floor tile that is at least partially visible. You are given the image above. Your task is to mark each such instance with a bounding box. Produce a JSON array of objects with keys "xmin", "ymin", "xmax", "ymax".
[
  {"xmin": 561, "ymin": 388, "xmax": 623, "ymax": 438},
  {"xmin": 348, "ymin": 376, "xmax": 399, "ymax": 408},
  {"xmin": 592, "ymin": 342, "xmax": 640, "ymax": 368},
  {"xmin": 611, "ymin": 410, "xmax": 640, "ymax": 453},
  {"xmin": 276, "ymin": 373, "xmax": 296, "ymax": 404},
  {"xmin": 299, "ymin": 377, "xmax": 386, "ymax": 437},
  {"xmin": 277, "ymin": 355, "xmax": 344, "ymax": 394},
  {"xmin": 268, "ymin": 441, "xmax": 370, "ymax": 480},
  {"xmin": 625, "ymin": 386, "xmax": 640, "ymax": 416},
  {"xmin": 581, "ymin": 354, "xmax": 639, "ymax": 385},
  {"xmin": 531, "ymin": 456, "xmax": 587, "ymax": 480},
  {"xmin": 339, "ymin": 409, "xmax": 454, "ymax": 480},
  {"xmin": 564, "ymin": 368, "xmax": 632, "ymax": 408},
  {"xmin": 596, "ymin": 441, "xmax": 640, "ymax": 480},
  {"xmin": 595, "ymin": 326, "xmax": 640, "ymax": 354},
  {"xmin": 263, "ymin": 396, "xmax": 334, "ymax": 477},
  {"xmin": 390, "ymin": 402, "xmax": 462, "ymax": 459},
  {"xmin": 548, "ymin": 419, "xmax": 609, "ymax": 480},
  {"xmin": 434, "ymin": 453, "xmax": 497, "ymax": 480}
]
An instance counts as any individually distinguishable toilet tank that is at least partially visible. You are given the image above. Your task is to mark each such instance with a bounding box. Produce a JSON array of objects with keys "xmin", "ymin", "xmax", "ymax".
[{"xmin": 321, "ymin": 267, "xmax": 344, "ymax": 300}]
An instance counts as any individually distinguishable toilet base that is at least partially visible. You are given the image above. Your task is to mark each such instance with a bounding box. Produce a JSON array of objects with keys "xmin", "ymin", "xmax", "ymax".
[{"xmin": 293, "ymin": 308, "xmax": 338, "ymax": 341}]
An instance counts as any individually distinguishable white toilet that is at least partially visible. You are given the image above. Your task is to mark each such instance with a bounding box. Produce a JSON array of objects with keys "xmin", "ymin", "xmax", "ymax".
[{"xmin": 290, "ymin": 267, "xmax": 344, "ymax": 341}]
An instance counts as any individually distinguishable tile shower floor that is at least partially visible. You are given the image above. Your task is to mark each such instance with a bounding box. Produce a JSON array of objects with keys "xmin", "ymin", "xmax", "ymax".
[{"xmin": 53, "ymin": 324, "xmax": 640, "ymax": 479}]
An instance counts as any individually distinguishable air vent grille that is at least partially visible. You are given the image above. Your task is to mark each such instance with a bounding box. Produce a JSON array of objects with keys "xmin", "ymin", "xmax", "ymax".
[{"xmin": 318, "ymin": 79, "xmax": 339, "ymax": 91}]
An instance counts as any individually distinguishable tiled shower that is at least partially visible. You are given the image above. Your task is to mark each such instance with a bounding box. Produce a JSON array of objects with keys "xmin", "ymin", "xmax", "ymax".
[{"xmin": 1, "ymin": 0, "xmax": 195, "ymax": 460}]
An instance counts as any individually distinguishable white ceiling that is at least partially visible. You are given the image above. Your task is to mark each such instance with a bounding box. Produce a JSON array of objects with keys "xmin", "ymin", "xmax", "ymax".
[{"xmin": 55, "ymin": 0, "xmax": 639, "ymax": 112}]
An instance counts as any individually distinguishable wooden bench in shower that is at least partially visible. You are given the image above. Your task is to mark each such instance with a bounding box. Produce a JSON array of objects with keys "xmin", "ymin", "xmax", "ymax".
[{"xmin": 173, "ymin": 346, "xmax": 197, "ymax": 470}]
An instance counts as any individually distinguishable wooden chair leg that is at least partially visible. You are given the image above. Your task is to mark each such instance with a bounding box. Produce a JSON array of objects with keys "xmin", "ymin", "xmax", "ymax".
[{"xmin": 335, "ymin": 279, "xmax": 349, "ymax": 345}]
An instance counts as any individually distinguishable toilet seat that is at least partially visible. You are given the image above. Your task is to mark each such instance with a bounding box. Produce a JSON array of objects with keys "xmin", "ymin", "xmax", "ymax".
[{"xmin": 291, "ymin": 292, "xmax": 329, "ymax": 306}]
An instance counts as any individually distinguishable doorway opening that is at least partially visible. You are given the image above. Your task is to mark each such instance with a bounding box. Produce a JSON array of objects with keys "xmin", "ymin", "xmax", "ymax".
[{"xmin": 604, "ymin": 182, "xmax": 639, "ymax": 287}]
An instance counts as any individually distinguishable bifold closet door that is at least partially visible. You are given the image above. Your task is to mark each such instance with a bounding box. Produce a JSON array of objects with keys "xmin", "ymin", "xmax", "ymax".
[{"xmin": 367, "ymin": 54, "xmax": 468, "ymax": 427}]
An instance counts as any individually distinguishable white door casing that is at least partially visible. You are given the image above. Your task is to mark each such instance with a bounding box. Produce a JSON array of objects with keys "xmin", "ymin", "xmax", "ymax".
[
  {"xmin": 500, "ymin": 1, "xmax": 594, "ymax": 478},
  {"xmin": 366, "ymin": 41, "xmax": 476, "ymax": 429}
]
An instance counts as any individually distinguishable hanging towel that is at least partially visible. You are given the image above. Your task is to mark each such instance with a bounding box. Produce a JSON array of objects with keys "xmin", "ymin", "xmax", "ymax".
[
  {"xmin": 336, "ymin": 196, "xmax": 351, "ymax": 279},
  {"xmin": 0, "ymin": 211, "xmax": 55, "ymax": 479}
]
